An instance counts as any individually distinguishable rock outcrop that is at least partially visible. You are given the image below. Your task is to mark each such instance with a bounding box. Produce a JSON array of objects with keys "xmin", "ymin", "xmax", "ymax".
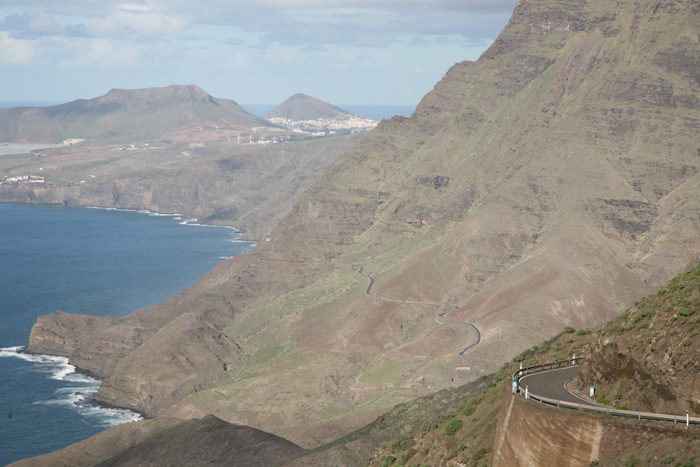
[{"xmin": 578, "ymin": 264, "xmax": 700, "ymax": 415}]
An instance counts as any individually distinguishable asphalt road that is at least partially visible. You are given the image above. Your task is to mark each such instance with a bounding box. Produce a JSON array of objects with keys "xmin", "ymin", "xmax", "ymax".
[{"xmin": 519, "ymin": 365, "xmax": 592, "ymax": 405}]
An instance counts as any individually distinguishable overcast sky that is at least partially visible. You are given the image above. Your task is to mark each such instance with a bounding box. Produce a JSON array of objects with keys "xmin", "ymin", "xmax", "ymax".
[{"xmin": 0, "ymin": 1, "xmax": 518, "ymax": 106}]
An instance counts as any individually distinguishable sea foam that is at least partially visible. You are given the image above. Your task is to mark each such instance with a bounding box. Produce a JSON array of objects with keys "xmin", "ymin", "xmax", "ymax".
[{"xmin": 1, "ymin": 347, "xmax": 142, "ymax": 427}]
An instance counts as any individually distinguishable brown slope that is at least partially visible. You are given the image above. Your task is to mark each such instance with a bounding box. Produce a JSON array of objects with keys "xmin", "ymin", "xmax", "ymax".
[
  {"xmin": 0, "ymin": 85, "xmax": 274, "ymax": 143},
  {"xmin": 22, "ymin": 0, "xmax": 700, "ymax": 452},
  {"xmin": 577, "ymin": 262, "xmax": 700, "ymax": 415},
  {"xmin": 263, "ymin": 93, "xmax": 354, "ymax": 121}
]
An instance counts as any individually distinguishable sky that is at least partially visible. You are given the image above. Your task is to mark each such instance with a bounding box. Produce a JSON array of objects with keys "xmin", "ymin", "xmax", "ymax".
[{"xmin": 0, "ymin": 1, "xmax": 519, "ymax": 106}]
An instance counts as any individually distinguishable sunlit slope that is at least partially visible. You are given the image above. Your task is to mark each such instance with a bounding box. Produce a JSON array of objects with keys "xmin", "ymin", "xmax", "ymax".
[{"xmin": 25, "ymin": 0, "xmax": 700, "ymax": 449}]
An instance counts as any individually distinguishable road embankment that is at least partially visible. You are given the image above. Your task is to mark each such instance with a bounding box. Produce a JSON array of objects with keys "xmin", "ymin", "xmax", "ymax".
[{"xmin": 493, "ymin": 387, "xmax": 699, "ymax": 466}]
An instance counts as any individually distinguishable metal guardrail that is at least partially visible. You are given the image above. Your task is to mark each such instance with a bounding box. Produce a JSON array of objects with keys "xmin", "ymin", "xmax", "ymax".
[{"xmin": 512, "ymin": 358, "xmax": 700, "ymax": 427}]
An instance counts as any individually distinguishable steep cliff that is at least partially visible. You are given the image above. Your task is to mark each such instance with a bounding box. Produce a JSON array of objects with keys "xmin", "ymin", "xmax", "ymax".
[{"xmin": 23, "ymin": 0, "xmax": 700, "ymax": 450}]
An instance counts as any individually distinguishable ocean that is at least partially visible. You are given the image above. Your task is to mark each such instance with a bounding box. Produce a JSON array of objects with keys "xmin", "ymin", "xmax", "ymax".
[{"xmin": 0, "ymin": 203, "xmax": 253, "ymax": 465}]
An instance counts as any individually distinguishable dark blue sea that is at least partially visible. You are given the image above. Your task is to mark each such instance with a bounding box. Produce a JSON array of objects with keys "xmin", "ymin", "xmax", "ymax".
[{"xmin": 0, "ymin": 203, "xmax": 253, "ymax": 465}]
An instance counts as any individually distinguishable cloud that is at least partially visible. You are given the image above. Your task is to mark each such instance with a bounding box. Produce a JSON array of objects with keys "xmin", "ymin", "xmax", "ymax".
[
  {"xmin": 3, "ymin": 1, "xmax": 517, "ymax": 45},
  {"xmin": 0, "ymin": 32, "xmax": 37, "ymax": 66},
  {"xmin": 227, "ymin": 52, "xmax": 253, "ymax": 71},
  {"xmin": 88, "ymin": 7, "xmax": 189, "ymax": 39},
  {"xmin": 0, "ymin": 8, "xmax": 62, "ymax": 38},
  {"xmin": 0, "ymin": 0, "xmax": 519, "ymax": 103}
]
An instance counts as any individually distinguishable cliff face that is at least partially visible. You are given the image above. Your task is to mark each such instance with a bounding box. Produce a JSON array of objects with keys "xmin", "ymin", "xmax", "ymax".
[{"xmin": 23, "ymin": 0, "xmax": 700, "ymax": 449}]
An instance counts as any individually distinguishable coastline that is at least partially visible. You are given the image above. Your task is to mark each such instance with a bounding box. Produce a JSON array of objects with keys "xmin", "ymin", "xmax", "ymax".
[
  {"xmin": 1, "ymin": 346, "xmax": 144, "ymax": 424},
  {"xmin": 0, "ymin": 203, "xmax": 256, "ymax": 465}
]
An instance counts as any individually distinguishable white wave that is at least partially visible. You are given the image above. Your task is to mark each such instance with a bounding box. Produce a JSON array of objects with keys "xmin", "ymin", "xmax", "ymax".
[
  {"xmin": 178, "ymin": 218, "xmax": 200, "ymax": 225},
  {"xmin": 2, "ymin": 347, "xmax": 142, "ymax": 428},
  {"xmin": 85, "ymin": 206, "xmax": 181, "ymax": 218},
  {"xmin": 0, "ymin": 347, "xmax": 88, "ymax": 382},
  {"xmin": 0, "ymin": 346, "xmax": 24, "ymax": 357},
  {"xmin": 36, "ymin": 387, "xmax": 142, "ymax": 428},
  {"xmin": 147, "ymin": 212, "xmax": 181, "ymax": 217}
]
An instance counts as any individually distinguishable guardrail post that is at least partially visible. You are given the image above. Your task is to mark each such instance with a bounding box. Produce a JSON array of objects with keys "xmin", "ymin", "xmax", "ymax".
[
  {"xmin": 687, "ymin": 411, "xmax": 690, "ymax": 429},
  {"xmin": 525, "ymin": 386, "xmax": 529, "ymax": 400},
  {"xmin": 638, "ymin": 412, "xmax": 641, "ymax": 421}
]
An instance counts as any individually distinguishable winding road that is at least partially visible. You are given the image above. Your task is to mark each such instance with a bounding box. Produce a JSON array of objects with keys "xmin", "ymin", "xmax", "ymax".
[
  {"xmin": 515, "ymin": 361, "xmax": 700, "ymax": 427},
  {"xmin": 519, "ymin": 365, "xmax": 591, "ymax": 405},
  {"xmin": 338, "ymin": 261, "xmax": 482, "ymax": 356}
]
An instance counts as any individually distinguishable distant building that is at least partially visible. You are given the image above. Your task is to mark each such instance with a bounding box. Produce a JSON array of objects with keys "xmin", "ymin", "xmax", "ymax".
[{"xmin": 62, "ymin": 138, "xmax": 85, "ymax": 146}]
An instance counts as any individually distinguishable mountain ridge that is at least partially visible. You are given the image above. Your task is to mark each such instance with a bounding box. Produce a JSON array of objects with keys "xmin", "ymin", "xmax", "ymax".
[
  {"xmin": 20, "ymin": 0, "xmax": 700, "ymax": 455},
  {"xmin": 0, "ymin": 84, "xmax": 274, "ymax": 143}
]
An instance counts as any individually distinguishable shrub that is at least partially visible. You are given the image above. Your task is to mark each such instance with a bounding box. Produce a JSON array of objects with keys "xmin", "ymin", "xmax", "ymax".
[
  {"xmin": 462, "ymin": 405, "xmax": 475, "ymax": 416},
  {"xmin": 682, "ymin": 460, "xmax": 696, "ymax": 467},
  {"xmin": 623, "ymin": 454, "xmax": 639, "ymax": 466},
  {"xmin": 390, "ymin": 435, "xmax": 413, "ymax": 453},
  {"xmin": 576, "ymin": 329, "xmax": 590, "ymax": 336},
  {"xmin": 472, "ymin": 447, "xmax": 490, "ymax": 462},
  {"xmin": 380, "ymin": 455, "xmax": 397, "ymax": 467},
  {"xmin": 493, "ymin": 372, "xmax": 506, "ymax": 383},
  {"xmin": 660, "ymin": 455, "xmax": 675, "ymax": 464},
  {"xmin": 443, "ymin": 417, "xmax": 463, "ymax": 437},
  {"xmin": 420, "ymin": 422, "xmax": 436, "ymax": 434},
  {"xmin": 564, "ymin": 326, "xmax": 576, "ymax": 334}
]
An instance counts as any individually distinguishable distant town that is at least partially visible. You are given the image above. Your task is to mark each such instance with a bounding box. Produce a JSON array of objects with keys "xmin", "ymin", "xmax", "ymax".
[{"xmin": 267, "ymin": 114, "xmax": 378, "ymax": 135}]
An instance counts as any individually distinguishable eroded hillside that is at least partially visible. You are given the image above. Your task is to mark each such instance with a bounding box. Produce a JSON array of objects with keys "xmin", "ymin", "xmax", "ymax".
[
  {"xmin": 578, "ymin": 262, "xmax": 700, "ymax": 415},
  {"xmin": 23, "ymin": 0, "xmax": 700, "ymax": 451}
]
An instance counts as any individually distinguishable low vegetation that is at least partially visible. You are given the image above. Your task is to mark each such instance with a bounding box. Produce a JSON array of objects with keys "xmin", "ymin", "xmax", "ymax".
[{"xmin": 363, "ymin": 263, "xmax": 700, "ymax": 466}]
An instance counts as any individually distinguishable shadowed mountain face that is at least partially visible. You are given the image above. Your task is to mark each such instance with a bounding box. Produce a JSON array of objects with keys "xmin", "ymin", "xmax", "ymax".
[
  {"xmin": 263, "ymin": 93, "xmax": 355, "ymax": 120},
  {"xmin": 0, "ymin": 85, "xmax": 274, "ymax": 143},
  {"xmin": 23, "ymin": 0, "xmax": 700, "ymax": 452},
  {"xmin": 9, "ymin": 416, "xmax": 305, "ymax": 467}
]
